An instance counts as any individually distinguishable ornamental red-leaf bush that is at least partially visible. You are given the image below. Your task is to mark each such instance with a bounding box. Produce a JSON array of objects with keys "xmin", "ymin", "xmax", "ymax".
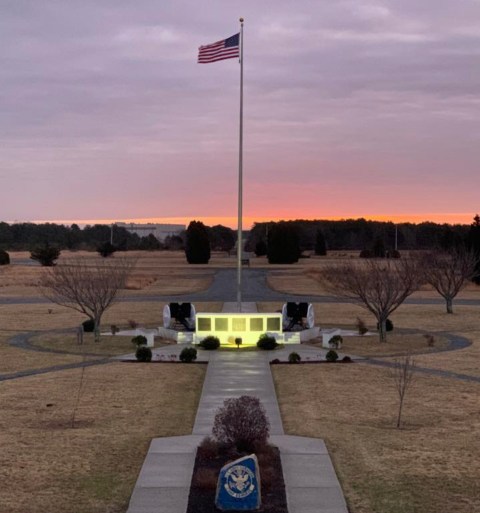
[{"xmin": 212, "ymin": 396, "xmax": 270, "ymax": 452}]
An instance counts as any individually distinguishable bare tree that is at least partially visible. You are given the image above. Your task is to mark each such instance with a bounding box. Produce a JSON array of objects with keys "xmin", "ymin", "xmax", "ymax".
[
  {"xmin": 422, "ymin": 248, "xmax": 478, "ymax": 314},
  {"xmin": 39, "ymin": 257, "xmax": 135, "ymax": 342},
  {"xmin": 391, "ymin": 354, "xmax": 416, "ymax": 429},
  {"xmin": 318, "ymin": 258, "xmax": 423, "ymax": 342}
]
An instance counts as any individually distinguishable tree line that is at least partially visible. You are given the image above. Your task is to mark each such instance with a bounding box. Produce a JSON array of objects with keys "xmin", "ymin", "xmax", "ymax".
[
  {"xmin": 0, "ymin": 221, "xmax": 237, "ymax": 252},
  {"xmin": 246, "ymin": 218, "xmax": 472, "ymax": 254}
]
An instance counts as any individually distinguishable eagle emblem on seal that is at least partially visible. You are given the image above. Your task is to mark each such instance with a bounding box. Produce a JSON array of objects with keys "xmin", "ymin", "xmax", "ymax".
[{"xmin": 224, "ymin": 464, "xmax": 255, "ymax": 498}]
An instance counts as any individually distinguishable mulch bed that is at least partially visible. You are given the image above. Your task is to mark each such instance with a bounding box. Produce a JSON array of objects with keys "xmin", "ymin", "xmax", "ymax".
[{"xmin": 186, "ymin": 442, "xmax": 288, "ymax": 513}]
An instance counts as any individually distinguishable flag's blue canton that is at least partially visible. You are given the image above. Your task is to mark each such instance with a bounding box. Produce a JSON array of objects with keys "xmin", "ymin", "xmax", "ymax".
[{"xmin": 225, "ymin": 33, "xmax": 239, "ymax": 48}]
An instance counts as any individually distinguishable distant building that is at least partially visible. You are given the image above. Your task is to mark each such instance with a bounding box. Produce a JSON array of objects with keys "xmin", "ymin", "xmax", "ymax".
[{"xmin": 115, "ymin": 222, "xmax": 185, "ymax": 242}]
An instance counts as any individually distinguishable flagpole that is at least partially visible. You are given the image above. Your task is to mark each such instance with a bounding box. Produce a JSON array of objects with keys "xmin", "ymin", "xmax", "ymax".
[{"xmin": 237, "ymin": 17, "xmax": 244, "ymax": 311}]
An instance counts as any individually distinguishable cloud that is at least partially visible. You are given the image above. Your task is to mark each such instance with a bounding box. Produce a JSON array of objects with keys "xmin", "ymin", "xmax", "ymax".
[{"xmin": 1, "ymin": 0, "xmax": 479, "ymax": 223}]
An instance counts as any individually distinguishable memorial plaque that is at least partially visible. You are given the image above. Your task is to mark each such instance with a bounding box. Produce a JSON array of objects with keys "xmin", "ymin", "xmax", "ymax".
[
  {"xmin": 249, "ymin": 318, "xmax": 263, "ymax": 332},
  {"xmin": 232, "ymin": 317, "xmax": 247, "ymax": 331},
  {"xmin": 215, "ymin": 454, "xmax": 261, "ymax": 511},
  {"xmin": 266, "ymin": 317, "xmax": 281, "ymax": 331},
  {"xmin": 197, "ymin": 318, "xmax": 211, "ymax": 331},
  {"xmin": 215, "ymin": 318, "xmax": 229, "ymax": 331}
]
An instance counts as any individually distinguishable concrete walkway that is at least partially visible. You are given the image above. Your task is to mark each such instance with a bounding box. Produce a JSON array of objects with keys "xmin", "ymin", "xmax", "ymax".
[{"xmin": 127, "ymin": 302, "xmax": 349, "ymax": 513}]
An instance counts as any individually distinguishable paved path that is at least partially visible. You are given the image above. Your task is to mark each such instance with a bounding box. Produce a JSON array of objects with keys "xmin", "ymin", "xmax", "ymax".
[
  {"xmin": 2, "ymin": 268, "xmax": 480, "ymax": 305},
  {"xmin": 127, "ymin": 302, "xmax": 349, "ymax": 513}
]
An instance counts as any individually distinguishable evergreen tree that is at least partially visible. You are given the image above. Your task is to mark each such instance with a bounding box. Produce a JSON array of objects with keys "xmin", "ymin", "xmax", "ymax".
[
  {"xmin": 468, "ymin": 214, "xmax": 480, "ymax": 284},
  {"xmin": 267, "ymin": 223, "xmax": 300, "ymax": 264},
  {"xmin": 314, "ymin": 229, "xmax": 327, "ymax": 256},
  {"xmin": 185, "ymin": 221, "xmax": 210, "ymax": 264},
  {"xmin": 0, "ymin": 249, "xmax": 10, "ymax": 265},
  {"xmin": 373, "ymin": 236, "xmax": 386, "ymax": 258},
  {"xmin": 97, "ymin": 241, "xmax": 117, "ymax": 258},
  {"xmin": 255, "ymin": 240, "xmax": 267, "ymax": 257},
  {"xmin": 30, "ymin": 244, "xmax": 61, "ymax": 266}
]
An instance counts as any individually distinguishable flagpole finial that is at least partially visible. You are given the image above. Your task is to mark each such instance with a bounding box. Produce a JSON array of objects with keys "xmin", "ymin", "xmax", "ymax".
[{"xmin": 239, "ymin": 17, "xmax": 244, "ymax": 23}]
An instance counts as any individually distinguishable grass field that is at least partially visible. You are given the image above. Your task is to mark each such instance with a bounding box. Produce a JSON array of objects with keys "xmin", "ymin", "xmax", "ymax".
[
  {"xmin": 1, "ymin": 250, "xmax": 479, "ymax": 513},
  {"xmin": 0, "ymin": 363, "xmax": 205, "ymax": 513},
  {"xmin": 273, "ymin": 363, "xmax": 480, "ymax": 513}
]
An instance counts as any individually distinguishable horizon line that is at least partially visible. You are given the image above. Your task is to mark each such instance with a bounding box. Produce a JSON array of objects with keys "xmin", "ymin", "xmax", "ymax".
[{"xmin": 5, "ymin": 212, "xmax": 476, "ymax": 229}]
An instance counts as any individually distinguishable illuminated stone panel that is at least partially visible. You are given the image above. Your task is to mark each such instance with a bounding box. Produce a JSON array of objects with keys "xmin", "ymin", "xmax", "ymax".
[{"xmin": 195, "ymin": 313, "xmax": 283, "ymax": 345}]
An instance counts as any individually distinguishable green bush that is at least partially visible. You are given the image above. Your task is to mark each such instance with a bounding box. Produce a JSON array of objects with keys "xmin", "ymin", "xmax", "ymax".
[
  {"xmin": 180, "ymin": 346, "xmax": 197, "ymax": 362},
  {"xmin": 288, "ymin": 352, "xmax": 301, "ymax": 363},
  {"xmin": 0, "ymin": 249, "xmax": 10, "ymax": 265},
  {"xmin": 342, "ymin": 356, "xmax": 352, "ymax": 363},
  {"xmin": 257, "ymin": 334, "xmax": 278, "ymax": 350},
  {"xmin": 82, "ymin": 319, "xmax": 95, "ymax": 332},
  {"xmin": 326, "ymin": 349, "xmax": 339, "ymax": 362},
  {"xmin": 131, "ymin": 335, "xmax": 147, "ymax": 346},
  {"xmin": 199, "ymin": 336, "xmax": 220, "ymax": 350},
  {"xmin": 329, "ymin": 335, "xmax": 343, "ymax": 349},
  {"xmin": 377, "ymin": 319, "xmax": 394, "ymax": 332},
  {"xmin": 135, "ymin": 345, "xmax": 152, "ymax": 362}
]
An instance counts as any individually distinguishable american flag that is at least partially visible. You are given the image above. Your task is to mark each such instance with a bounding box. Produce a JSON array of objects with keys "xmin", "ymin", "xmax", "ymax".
[{"xmin": 198, "ymin": 33, "xmax": 240, "ymax": 63}]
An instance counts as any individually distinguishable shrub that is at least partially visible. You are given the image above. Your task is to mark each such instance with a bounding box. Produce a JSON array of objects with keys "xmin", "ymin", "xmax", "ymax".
[
  {"xmin": 212, "ymin": 396, "xmax": 270, "ymax": 452},
  {"xmin": 424, "ymin": 333, "xmax": 435, "ymax": 347},
  {"xmin": 359, "ymin": 249, "xmax": 373, "ymax": 258},
  {"xmin": 179, "ymin": 346, "xmax": 197, "ymax": 363},
  {"xmin": 0, "ymin": 249, "xmax": 10, "ymax": 265},
  {"xmin": 30, "ymin": 244, "xmax": 60, "ymax": 266},
  {"xmin": 377, "ymin": 318, "xmax": 394, "ymax": 332},
  {"xmin": 82, "ymin": 318, "xmax": 95, "ymax": 332},
  {"xmin": 326, "ymin": 349, "xmax": 339, "ymax": 362},
  {"xmin": 390, "ymin": 249, "xmax": 401, "ymax": 259},
  {"xmin": 128, "ymin": 319, "xmax": 138, "ymax": 329},
  {"xmin": 97, "ymin": 241, "xmax": 116, "ymax": 258},
  {"xmin": 329, "ymin": 335, "xmax": 343, "ymax": 349},
  {"xmin": 110, "ymin": 324, "xmax": 119, "ymax": 335},
  {"xmin": 270, "ymin": 358, "xmax": 280, "ymax": 364},
  {"xmin": 257, "ymin": 333, "xmax": 278, "ymax": 350},
  {"xmin": 135, "ymin": 345, "xmax": 152, "ymax": 362},
  {"xmin": 342, "ymin": 356, "xmax": 352, "ymax": 363},
  {"xmin": 199, "ymin": 336, "xmax": 220, "ymax": 350},
  {"xmin": 131, "ymin": 335, "xmax": 147, "ymax": 346},
  {"xmin": 198, "ymin": 436, "xmax": 221, "ymax": 460},
  {"xmin": 355, "ymin": 317, "xmax": 368, "ymax": 335},
  {"xmin": 288, "ymin": 352, "xmax": 301, "ymax": 363}
]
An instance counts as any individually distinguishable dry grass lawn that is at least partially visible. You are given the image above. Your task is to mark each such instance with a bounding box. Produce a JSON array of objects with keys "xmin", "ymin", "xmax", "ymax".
[
  {"xmin": 2, "ymin": 251, "xmax": 480, "ymax": 513},
  {"xmin": 0, "ymin": 363, "xmax": 205, "ymax": 513},
  {"xmin": 257, "ymin": 302, "xmax": 480, "ymax": 377},
  {"xmin": 273, "ymin": 363, "xmax": 480, "ymax": 513}
]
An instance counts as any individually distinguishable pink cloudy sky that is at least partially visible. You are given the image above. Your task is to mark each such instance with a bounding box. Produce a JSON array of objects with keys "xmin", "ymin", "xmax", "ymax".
[{"xmin": 1, "ymin": 1, "xmax": 479, "ymax": 228}]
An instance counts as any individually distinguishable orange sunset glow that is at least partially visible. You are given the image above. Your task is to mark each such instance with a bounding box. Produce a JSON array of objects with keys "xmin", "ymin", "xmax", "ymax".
[{"xmin": 40, "ymin": 212, "xmax": 475, "ymax": 230}]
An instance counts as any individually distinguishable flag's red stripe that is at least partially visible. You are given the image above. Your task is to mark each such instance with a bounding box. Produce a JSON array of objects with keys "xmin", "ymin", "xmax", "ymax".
[
  {"xmin": 198, "ymin": 47, "xmax": 239, "ymax": 63},
  {"xmin": 199, "ymin": 48, "xmax": 238, "ymax": 59}
]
